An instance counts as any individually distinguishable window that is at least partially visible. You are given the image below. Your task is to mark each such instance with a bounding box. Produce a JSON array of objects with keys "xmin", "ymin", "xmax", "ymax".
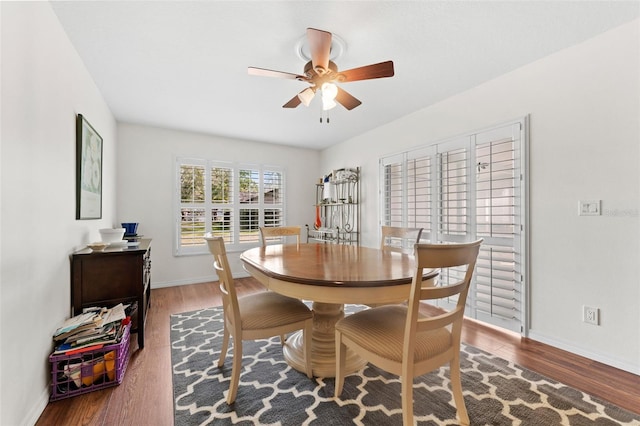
[
  {"xmin": 176, "ymin": 158, "xmax": 285, "ymax": 255},
  {"xmin": 380, "ymin": 119, "xmax": 527, "ymax": 333}
]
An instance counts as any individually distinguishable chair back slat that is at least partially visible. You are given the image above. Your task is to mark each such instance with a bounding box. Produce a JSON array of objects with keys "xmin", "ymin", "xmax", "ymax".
[
  {"xmin": 260, "ymin": 226, "xmax": 301, "ymax": 247},
  {"xmin": 415, "ymin": 306, "xmax": 465, "ymax": 333},
  {"xmin": 380, "ymin": 226, "xmax": 423, "ymax": 254},
  {"xmin": 414, "ymin": 242, "xmax": 481, "ymax": 269},
  {"xmin": 419, "ymin": 280, "xmax": 466, "ymax": 300}
]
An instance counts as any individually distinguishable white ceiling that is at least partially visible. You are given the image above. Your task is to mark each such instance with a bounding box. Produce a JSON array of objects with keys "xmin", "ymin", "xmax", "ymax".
[{"xmin": 51, "ymin": 1, "xmax": 639, "ymax": 150}]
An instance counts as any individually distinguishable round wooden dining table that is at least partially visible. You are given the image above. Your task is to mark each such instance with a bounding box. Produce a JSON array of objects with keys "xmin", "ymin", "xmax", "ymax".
[{"xmin": 240, "ymin": 243, "xmax": 437, "ymax": 377}]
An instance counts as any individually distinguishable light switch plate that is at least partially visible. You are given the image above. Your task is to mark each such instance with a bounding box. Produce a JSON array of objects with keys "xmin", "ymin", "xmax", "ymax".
[{"xmin": 579, "ymin": 200, "xmax": 601, "ymax": 216}]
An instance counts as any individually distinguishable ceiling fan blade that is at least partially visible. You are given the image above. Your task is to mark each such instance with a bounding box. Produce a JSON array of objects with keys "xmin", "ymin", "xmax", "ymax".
[
  {"xmin": 335, "ymin": 87, "xmax": 362, "ymax": 110},
  {"xmin": 248, "ymin": 67, "xmax": 307, "ymax": 81},
  {"xmin": 335, "ymin": 60, "xmax": 395, "ymax": 83},
  {"xmin": 307, "ymin": 28, "xmax": 332, "ymax": 73},
  {"xmin": 282, "ymin": 94, "xmax": 302, "ymax": 108}
]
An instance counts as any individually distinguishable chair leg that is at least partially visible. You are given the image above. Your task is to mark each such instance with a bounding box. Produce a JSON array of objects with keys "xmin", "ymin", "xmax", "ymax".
[
  {"xmin": 334, "ymin": 330, "xmax": 346, "ymax": 397},
  {"xmin": 401, "ymin": 376, "xmax": 414, "ymax": 426},
  {"xmin": 450, "ymin": 358, "xmax": 469, "ymax": 425},
  {"xmin": 226, "ymin": 338, "xmax": 242, "ymax": 405},
  {"xmin": 217, "ymin": 326, "xmax": 230, "ymax": 367}
]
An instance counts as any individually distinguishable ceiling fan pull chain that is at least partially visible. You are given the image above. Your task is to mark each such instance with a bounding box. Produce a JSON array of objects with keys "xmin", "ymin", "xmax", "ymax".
[{"xmin": 320, "ymin": 109, "xmax": 330, "ymax": 124}]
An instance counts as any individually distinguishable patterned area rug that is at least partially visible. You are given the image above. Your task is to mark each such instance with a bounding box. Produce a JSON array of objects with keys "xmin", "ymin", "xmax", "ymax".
[{"xmin": 171, "ymin": 305, "xmax": 640, "ymax": 425}]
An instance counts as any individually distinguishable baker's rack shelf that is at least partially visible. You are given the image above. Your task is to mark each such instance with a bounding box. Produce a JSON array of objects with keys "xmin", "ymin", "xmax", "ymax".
[{"xmin": 306, "ymin": 167, "xmax": 360, "ymax": 245}]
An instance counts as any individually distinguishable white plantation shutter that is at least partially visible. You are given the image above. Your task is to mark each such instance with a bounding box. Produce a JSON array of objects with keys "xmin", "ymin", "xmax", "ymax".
[
  {"xmin": 175, "ymin": 159, "xmax": 286, "ymax": 254},
  {"xmin": 407, "ymin": 150, "xmax": 432, "ymax": 238},
  {"xmin": 434, "ymin": 140, "xmax": 470, "ymax": 308},
  {"xmin": 380, "ymin": 119, "xmax": 527, "ymax": 333},
  {"xmin": 210, "ymin": 165, "xmax": 234, "ymax": 244},
  {"xmin": 472, "ymin": 123, "xmax": 523, "ymax": 331},
  {"xmin": 475, "ymin": 245, "xmax": 520, "ymax": 326},
  {"xmin": 239, "ymin": 167, "xmax": 260, "ymax": 244},
  {"xmin": 263, "ymin": 169, "xmax": 285, "ymax": 230},
  {"xmin": 381, "ymin": 154, "xmax": 404, "ymax": 226},
  {"xmin": 437, "ymin": 144, "xmax": 469, "ymax": 241}
]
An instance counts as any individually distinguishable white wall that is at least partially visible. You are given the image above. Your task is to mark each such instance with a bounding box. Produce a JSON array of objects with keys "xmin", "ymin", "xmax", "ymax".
[
  {"xmin": 0, "ymin": 3, "xmax": 118, "ymax": 425},
  {"xmin": 116, "ymin": 123, "xmax": 321, "ymax": 285},
  {"xmin": 321, "ymin": 20, "xmax": 640, "ymax": 374}
]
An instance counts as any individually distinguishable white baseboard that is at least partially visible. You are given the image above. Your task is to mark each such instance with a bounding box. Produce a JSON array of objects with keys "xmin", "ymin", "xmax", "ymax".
[
  {"xmin": 25, "ymin": 386, "xmax": 50, "ymax": 426},
  {"xmin": 151, "ymin": 276, "xmax": 216, "ymax": 289},
  {"xmin": 151, "ymin": 269, "xmax": 250, "ymax": 289},
  {"xmin": 528, "ymin": 330, "xmax": 640, "ymax": 375}
]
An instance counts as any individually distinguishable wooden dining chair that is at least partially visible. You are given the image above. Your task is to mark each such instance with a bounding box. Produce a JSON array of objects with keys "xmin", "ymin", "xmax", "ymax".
[
  {"xmin": 334, "ymin": 239, "xmax": 483, "ymax": 426},
  {"xmin": 205, "ymin": 235, "xmax": 313, "ymax": 404},
  {"xmin": 368, "ymin": 226, "xmax": 425, "ymax": 308},
  {"xmin": 380, "ymin": 225, "xmax": 424, "ymax": 254},
  {"xmin": 259, "ymin": 225, "xmax": 301, "ymax": 247}
]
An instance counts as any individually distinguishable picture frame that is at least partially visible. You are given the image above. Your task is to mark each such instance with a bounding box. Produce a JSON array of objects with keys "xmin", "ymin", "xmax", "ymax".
[{"xmin": 76, "ymin": 114, "xmax": 103, "ymax": 219}]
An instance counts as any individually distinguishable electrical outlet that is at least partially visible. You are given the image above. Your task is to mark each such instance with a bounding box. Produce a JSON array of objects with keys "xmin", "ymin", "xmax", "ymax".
[
  {"xmin": 583, "ymin": 306, "xmax": 600, "ymax": 325},
  {"xmin": 579, "ymin": 200, "xmax": 601, "ymax": 216}
]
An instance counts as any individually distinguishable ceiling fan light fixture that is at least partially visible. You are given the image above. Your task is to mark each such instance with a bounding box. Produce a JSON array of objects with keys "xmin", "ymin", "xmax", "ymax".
[
  {"xmin": 322, "ymin": 99, "xmax": 337, "ymax": 111},
  {"xmin": 298, "ymin": 87, "xmax": 315, "ymax": 107},
  {"xmin": 321, "ymin": 82, "xmax": 338, "ymax": 110}
]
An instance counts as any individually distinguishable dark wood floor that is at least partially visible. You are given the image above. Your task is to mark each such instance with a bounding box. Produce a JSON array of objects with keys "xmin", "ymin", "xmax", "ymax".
[{"xmin": 36, "ymin": 279, "xmax": 640, "ymax": 425}]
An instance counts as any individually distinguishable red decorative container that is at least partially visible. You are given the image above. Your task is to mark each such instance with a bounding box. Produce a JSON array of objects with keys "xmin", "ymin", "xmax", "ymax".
[{"xmin": 314, "ymin": 205, "xmax": 322, "ymax": 229}]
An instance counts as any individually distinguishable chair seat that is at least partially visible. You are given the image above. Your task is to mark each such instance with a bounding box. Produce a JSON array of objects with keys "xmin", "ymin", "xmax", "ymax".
[
  {"xmin": 336, "ymin": 305, "xmax": 451, "ymax": 363},
  {"xmin": 238, "ymin": 291, "xmax": 312, "ymax": 330}
]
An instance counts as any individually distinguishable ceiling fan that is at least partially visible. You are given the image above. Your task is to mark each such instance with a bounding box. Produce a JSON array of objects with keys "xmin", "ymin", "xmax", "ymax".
[{"xmin": 248, "ymin": 28, "xmax": 394, "ymax": 111}]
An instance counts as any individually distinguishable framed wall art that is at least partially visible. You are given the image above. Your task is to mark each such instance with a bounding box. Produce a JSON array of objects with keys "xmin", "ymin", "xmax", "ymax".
[{"xmin": 76, "ymin": 114, "xmax": 103, "ymax": 219}]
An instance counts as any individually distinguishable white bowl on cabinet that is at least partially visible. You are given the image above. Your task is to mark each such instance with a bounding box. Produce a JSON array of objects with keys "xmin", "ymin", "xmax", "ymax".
[{"xmin": 99, "ymin": 228, "xmax": 126, "ymax": 243}]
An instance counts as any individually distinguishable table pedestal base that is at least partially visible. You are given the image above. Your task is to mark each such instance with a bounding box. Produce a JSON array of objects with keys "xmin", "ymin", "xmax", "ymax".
[{"xmin": 283, "ymin": 302, "xmax": 366, "ymax": 378}]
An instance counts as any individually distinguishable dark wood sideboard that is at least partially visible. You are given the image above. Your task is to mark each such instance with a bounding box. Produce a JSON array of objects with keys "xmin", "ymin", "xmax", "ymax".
[{"xmin": 71, "ymin": 239, "xmax": 151, "ymax": 349}]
